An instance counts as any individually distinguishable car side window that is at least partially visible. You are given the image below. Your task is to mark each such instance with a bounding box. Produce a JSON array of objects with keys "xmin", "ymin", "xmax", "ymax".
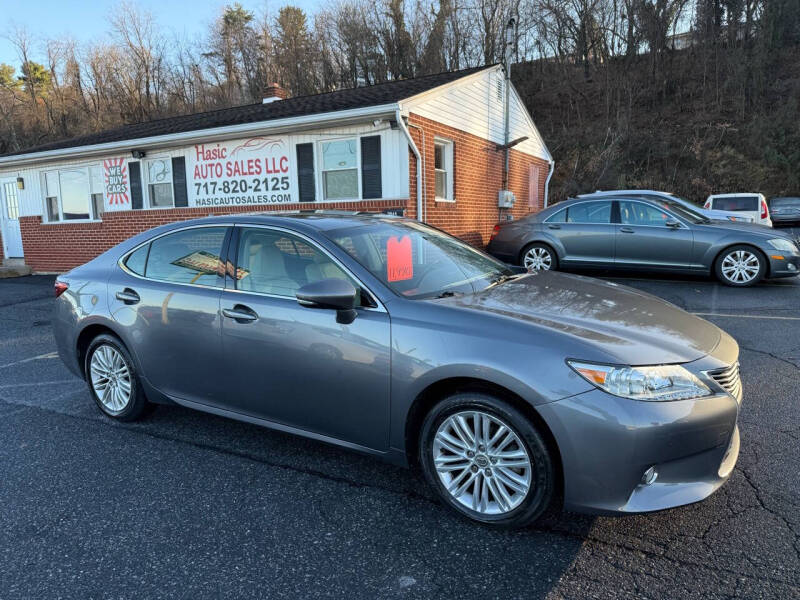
[
  {"xmin": 235, "ymin": 228, "xmax": 359, "ymax": 303},
  {"xmin": 545, "ymin": 208, "xmax": 567, "ymax": 223},
  {"xmin": 619, "ymin": 201, "xmax": 670, "ymax": 226},
  {"xmin": 566, "ymin": 201, "xmax": 612, "ymax": 224},
  {"xmin": 144, "ymin": 227, "xmax": 226, "ymax": 287},
  {"xmin": 124, "ymin": 244, "xmax": 149, "ymax": 276}
]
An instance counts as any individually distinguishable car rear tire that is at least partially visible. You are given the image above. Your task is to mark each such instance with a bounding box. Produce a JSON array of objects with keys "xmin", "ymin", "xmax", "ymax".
[
  {"xmin": 419, "ymin": 392, "xmax": 555, "ymax": 528},
  {"xmin": 520, "ymin": 243, "xmax": 557, "ymax": 271},
  {"xmin": 714, "ymin": 245, "xmax": 766, "ymax": 287},
  {"xmin": 85, "ymin": 333, "xmax": 150, "ymax": 421}
]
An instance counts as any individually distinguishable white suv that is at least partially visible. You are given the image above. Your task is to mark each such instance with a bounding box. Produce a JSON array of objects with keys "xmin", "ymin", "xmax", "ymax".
[{"xmin": 705, "ymin": 193, "xmax": 772, "ymax": 227}]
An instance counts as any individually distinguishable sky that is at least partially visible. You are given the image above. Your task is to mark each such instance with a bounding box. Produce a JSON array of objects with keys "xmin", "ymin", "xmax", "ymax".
[{"xmin": 0, "ymin": 0, "xmax": 320, "ymax": 69}]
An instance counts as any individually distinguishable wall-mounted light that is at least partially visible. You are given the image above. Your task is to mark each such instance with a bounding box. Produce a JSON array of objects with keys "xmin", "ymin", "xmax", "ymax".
[
  {"xmin": 131, "ymin": 150, "xmax": 147, "ymax": 159},
  {"xmin": 16, "ymin": 177, "xmax": 24, "ymax": 190}
]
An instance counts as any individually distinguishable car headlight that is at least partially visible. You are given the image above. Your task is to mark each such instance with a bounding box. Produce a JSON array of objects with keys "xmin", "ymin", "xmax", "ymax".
[
  {"xmin": 767, "ymin": 238, "xmax": 798, "ymax": 253},
  {"xmin": 567, "ymin": 361, "xmax": 712, "ymax": 401}
]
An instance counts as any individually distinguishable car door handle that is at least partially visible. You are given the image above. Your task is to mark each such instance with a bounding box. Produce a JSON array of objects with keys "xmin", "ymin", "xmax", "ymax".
[
  {"xmin": 115, "ymin": 289, "xmax": 140, "ymax": 304},
  {"xmin": 222, "ymin": 305, "xmax": 258, "ymax": 322},
  {"xmin": 619, "ymin": 227, "xmax": 634, "ymax": 233},
  {"xmin": 547, "ymin": 224, "xmax": 561, "ymax": 229}
]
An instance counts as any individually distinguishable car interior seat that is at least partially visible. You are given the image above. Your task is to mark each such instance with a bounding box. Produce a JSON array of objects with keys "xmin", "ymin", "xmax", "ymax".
[{"xmin": 238, "ymin": 234, "xmax": 299, "ymax": 296}]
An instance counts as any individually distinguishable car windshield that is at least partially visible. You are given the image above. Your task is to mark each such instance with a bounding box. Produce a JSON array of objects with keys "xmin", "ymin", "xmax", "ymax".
[
  {"xmin": 327, "ymin": 220, "xmax": 516, "ymax": 299},
  {"xmin": 658, "ymin": 198, "xmax": 709, "ymax": 224}
]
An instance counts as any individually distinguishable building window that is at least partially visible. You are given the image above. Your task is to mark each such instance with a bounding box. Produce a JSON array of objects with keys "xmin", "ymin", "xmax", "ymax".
[
  {"xmin": 42, "ymin": 167, "xmax": 106, "ymax": 222},
  {"xmin": 90, "ymin": 165, "xmax": 104, "ymax": 218},
  {"xmin": 44, "ymin": 171, "xmax": 60, "ymax": 221},
  {"xmin": 321, "ymin": 139, "xmax": 358, "ymax": 200},
  {"xmin": 145, "ymin": 158, "xmax": 174, "ymax": 207},
  {"xmin": 434, "ymin": 139, "xmax": 454, "ymax": 201}
]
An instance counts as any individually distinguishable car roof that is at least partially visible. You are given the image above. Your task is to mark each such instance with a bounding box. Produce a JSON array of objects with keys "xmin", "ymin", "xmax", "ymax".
[
  {"xmin": 577, "ymin": 190, "xmax": 674, "ymax": 198},
  {"xmin": 155, "ymin": 210, "xmax": 408, "ymax": 234},
  {"xmin": 707, "ymin": 193, "xmax": 763, "ymax": 198}
]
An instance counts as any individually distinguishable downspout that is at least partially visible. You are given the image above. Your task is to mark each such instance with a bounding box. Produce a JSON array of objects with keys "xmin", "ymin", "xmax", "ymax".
[
  {"xmin": 544, "ymin": 159, "xmax": 555, "ymax": 208},
  {"xmin": 397, "ymin": 109, "xmax": 423, "ymax": 222}
]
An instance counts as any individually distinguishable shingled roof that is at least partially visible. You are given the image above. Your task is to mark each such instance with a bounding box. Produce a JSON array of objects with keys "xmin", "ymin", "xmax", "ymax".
[{"xmin": 4, "ymin": 65, "xmax": 494, "ymax": 158}]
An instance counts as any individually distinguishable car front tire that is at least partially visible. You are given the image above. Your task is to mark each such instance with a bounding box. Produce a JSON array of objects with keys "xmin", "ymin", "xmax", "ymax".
[
  {"xmin": 715, "ymin": 245, "xmax": 766, "ymax": 287},
  {"xmin": 85, "ymin": 333, "xmax": 150, "ymax": 421},
  {"xmin": 419, "ymin": 393, "xmax": 555, "ymax": 528}
]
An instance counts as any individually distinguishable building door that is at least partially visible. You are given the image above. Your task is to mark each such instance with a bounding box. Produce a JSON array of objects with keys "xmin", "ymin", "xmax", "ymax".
[{"xmin": 1, "ymin": 179, "xmax": 24, "ymax": 258}]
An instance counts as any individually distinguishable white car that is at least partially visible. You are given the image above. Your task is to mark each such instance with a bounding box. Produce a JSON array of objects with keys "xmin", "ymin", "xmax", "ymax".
[
  {"xmin": 578, "ymin": 190, "xmax": 754, "ymax": 223},
  {"xmin": 705, "ymin": 193, "xmax": 772, "ymax": 227}
]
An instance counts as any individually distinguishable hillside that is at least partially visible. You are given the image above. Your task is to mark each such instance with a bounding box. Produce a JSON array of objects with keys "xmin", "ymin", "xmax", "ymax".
[{"xmin": 514, "ymin": 44, "xmax": 800, "ymax": 204}]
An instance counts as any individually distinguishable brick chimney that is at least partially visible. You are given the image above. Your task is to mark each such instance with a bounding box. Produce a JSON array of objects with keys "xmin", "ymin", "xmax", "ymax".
[{"xmin": 262, "ymin": 83, "xmax": 288, "ymax": 104}]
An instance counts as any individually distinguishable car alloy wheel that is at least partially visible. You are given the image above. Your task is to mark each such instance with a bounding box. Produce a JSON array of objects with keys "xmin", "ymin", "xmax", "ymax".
[
  {"xmin": 433, "ymin": 410, "xmax": 533, "ymax": 515},
  {"xmin": 720, "ymin": 249, "xmax": 761, "ymax": 284},
  {"xmin": 89, "ymin": 344, "xmax": 132, "ymax": 414},
  {"xmin": 523, "ymin": 246, "xmax": 553, "ymax": 271}
]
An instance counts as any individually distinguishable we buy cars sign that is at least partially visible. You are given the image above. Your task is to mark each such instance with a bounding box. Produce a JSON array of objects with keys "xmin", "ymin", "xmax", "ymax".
[{"xmin": 188, "ymin": 137, "xmax": 297, "ymax": 207}]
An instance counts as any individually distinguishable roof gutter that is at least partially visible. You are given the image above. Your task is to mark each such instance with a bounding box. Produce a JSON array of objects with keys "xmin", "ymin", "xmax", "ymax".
[
  {"xmin": 0, "ymin": 103, "xmax": 401, "ymax": 169},
  {"xmin": 396, "ymin": 108, "xmax": 423, "ymax": 222}
]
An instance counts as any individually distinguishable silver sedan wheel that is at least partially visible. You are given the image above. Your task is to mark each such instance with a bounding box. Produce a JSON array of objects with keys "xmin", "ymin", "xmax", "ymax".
[
  {"xmin": 523, "ymin": 247, "xmax": 552, "ymax": 271},
  {"xmin": 89, "ymin": 344, "xmax": 132, "ymax": 413},
  {"xmin": 721, "ymin": 250, "xmax": 761, "ymax": 284},
  {"xmin": 433, "ymin": 410, "xmax": 532, "ymax": 515}
]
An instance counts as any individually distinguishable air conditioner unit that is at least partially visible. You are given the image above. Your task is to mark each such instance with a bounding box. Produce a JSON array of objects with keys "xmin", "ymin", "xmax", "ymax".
[{"xmin": 498, "ymin": 190, "xmax": 516, "ymax": 208}]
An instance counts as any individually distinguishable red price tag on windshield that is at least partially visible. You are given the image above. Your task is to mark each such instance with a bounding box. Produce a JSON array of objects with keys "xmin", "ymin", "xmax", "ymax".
[{"xmin": 387, "ymin": 235, "xmax": 413, "ymax": 282}]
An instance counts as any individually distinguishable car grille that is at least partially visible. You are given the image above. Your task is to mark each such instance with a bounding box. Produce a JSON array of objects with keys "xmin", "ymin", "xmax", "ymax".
[{"xmin": 708, "ymin": 362, "xmax": 742, "ymax": 400}]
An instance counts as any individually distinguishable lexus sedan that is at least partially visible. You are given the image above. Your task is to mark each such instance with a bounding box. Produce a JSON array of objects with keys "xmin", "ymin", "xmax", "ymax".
[
  {"xmin": 488, "ymin": 196, "xmax": 800, "ymax": 286},
  {"xmin": 55, "ymin": 212, "xmax": 742, "ymax": 528}
]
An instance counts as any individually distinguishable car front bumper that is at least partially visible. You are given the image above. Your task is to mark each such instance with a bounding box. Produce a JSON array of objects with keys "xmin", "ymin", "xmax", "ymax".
[
  {"xmin": 537, "ymin": 353, "xmax": 742, "ymax": 515},
  {"xmin": 767, "ymin": 252, "xmax": 800, "ymax": 278}
]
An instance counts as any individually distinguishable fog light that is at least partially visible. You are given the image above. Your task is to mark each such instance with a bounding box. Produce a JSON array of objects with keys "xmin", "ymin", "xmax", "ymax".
[
  {"xmin": 788, "ymin": 263, "xmax": 797, "ymax": 271},
  {"xmin": 641, "ymin": 466, "xmax": 658, "ymax": 485}
]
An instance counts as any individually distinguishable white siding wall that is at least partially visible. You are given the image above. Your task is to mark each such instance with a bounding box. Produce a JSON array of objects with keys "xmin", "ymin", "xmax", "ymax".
[
  {"xmin": 403, "ymin": 67, "xmax": 551, "ymax": 161},
  {"xmin": 0, "ymin": 122, "xmax": 409, "ymax": 218}
]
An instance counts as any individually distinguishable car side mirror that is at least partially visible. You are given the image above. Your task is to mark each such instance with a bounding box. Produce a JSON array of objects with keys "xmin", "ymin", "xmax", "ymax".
[
  {"xmin": 665, "ymin": 220, "xmax": 681, "ymax": 229},
  {"xmin": 296, "ymin": 278, "xmax": 358, "ymax": 324}
]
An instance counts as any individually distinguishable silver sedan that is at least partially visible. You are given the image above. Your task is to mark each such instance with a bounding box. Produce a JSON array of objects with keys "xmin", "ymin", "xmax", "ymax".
[
  {"xmin": 487, "ymin": 196, "xmax": 800, "ymax": 286},
  {"xmin": 54, "ymin": 213, "xmax": 742, "ymax": 527}
]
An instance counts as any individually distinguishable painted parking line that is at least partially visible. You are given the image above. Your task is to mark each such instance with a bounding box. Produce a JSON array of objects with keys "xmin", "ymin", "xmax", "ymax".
[
  {"xmin": 0, "ymin": 351, "xmax": 59, "ymax": 369},
  {"xmin": 692, "ymin": 312, "xmax": 800, "ymax": 321},
  {"xmin": 0, "ymin": 379, "xmax": 81, "ymax": 389}
]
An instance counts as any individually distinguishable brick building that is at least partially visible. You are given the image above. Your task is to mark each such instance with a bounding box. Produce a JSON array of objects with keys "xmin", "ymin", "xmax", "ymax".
[{"xmin": 0, "ymin": 65, "xmax": 553, "ymax": 273}]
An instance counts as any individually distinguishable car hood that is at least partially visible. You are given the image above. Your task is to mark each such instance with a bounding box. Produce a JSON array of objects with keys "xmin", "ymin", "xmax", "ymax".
[
  {"xmin": 697, "ymin": 221, "xmax": 784, "ymax": 237},
  {"xmin": 438, "ymin": 271, "xmax": 722, "ymax": 365}
]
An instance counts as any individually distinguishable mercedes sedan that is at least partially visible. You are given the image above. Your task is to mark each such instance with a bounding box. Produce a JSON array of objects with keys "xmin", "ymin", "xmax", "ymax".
[
  {"xmin": 54, "ymin": 213, "xmax": 742, "ymax": 528},
  {"xmin": 487, "ymin": 196, "xmax": 800, "ymax": 286}
]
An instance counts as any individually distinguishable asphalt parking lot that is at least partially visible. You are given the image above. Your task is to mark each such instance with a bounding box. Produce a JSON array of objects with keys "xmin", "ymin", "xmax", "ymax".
[{"xmin": 1, "ymin": 267, "xmax": 799, "ymax": 599}]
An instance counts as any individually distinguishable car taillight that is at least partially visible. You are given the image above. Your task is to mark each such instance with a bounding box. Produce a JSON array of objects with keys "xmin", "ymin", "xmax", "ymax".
[
  {"xmin": 54, "ymin": 281, "xmax": 69, "ymax": 297},
  {"xmin": 490, "ymin": 224, "xmax": 501, "ymax": 240},
  {"xmin": 761, "ymin": 199, "xmax": 768, "ymax": 219}
]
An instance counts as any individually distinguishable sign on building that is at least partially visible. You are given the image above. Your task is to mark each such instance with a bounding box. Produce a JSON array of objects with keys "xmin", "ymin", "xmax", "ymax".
[
  {"xmin": 187, "ymin": 137, "xmax": 296, "ymax": 208},
  {"xmin": 103, "ymin": 158, "xmax": 130, "ymax": 212}
]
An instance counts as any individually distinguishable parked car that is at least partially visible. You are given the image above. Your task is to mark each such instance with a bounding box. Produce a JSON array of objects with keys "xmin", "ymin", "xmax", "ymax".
[
  {"xmin": 487, "ymin": 195, "xmax": 799, "ymax": 286},
  {"xmin": 768, "ymin": 197, "xmax": 800, "ymax": 226},
  {"xmin": 579, "ymin": 190, "xmax": 755, "ymax": 223},
  {"xmin": 55, "ymin": 212, "xmax": 743, "ymax": 528},
  {"xmin": 705, "ymin": 193, "xmax": 772, "ymax": 227}
]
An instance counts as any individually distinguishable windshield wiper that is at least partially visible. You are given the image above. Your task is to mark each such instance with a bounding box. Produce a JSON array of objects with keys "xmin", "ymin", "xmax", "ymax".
[
  {"xmin": 485, "ymin": 273, "xmax": 520, "ymax": 289},
  {"xmin": 433, "ymin": 290, "xmax": 460, "ymax": 299}
]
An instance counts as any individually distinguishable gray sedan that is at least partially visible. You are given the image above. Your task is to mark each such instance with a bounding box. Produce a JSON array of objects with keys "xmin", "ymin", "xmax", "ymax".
[
  {"xmin": 487, "ymin": 196, "xmax": 800, "ymax": 286},
  {"xmin": 54, "ymin": 213, "xmax": 742, "ymax": 528}
]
